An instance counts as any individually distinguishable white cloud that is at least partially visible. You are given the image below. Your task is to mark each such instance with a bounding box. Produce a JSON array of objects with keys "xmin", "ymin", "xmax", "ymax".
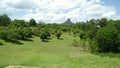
[
  {"xmin": 4, "ymin": 0, "xmax": 37, "ymax": 9},
  {"xmin": 0, "ymin": 0, "xmax": 119, "ymax": 23}
]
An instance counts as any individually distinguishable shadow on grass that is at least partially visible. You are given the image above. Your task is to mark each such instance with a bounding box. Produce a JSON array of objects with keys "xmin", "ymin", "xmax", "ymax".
[
  {"xmin": 5, "ymin": 40, "xmax": 23, "ymax": 45},
  {"xmin": 94, "ymin": 52, "xmax": 120, "ymax": 58},
  {"xmin": 47, "ymin": 37, "xmax": 52, "ymax": 40},
  {"xmin": 41, "ymin": 40, "xmax": 50, "ymax": 42},
  {"xmin": 58, "ymin": 38, "xmax": 64, "ymax": 40},
  {"xmin": 22, "ymin": 38, "xmax": 33, "ymax": 42},
  {"xmin": 0, "ymin": 41, "xmax": 3, "ymax": 45}
]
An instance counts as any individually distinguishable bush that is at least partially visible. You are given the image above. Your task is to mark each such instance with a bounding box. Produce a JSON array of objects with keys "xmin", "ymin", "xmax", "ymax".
[
  {"xmin": 40, "ymin": 30, "xmax": 50, "ymax": 41},
  {"xmin": 95, "ymin": 26, "xmax": 120, "ymax": 53},
  {"xmin": 79, "ymin": 31, "xmax": 87, "ymax": 40},
  {"xmin": 71, "ymin": 40, "xmax": 79, "ymax": 47},
  {"xmin": 88, "ymin": 40, "xmax": 98, "ymax": 53},
  {"xmin": 54, "ymin": 31, "xmax": 62, "ymax": 39}
]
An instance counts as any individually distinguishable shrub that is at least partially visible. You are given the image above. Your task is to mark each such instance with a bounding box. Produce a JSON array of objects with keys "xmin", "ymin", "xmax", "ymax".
[
  {"xmin": 54, "ymin": 31, "xmax": 62, "ymax": 39},
  {"xmin": 71, "ymin": 40, "xmax": 79, "ymax": 47},
  {"xmin": 95, "ymin": 26, "xmax": 120, "ymax": 53},
  {"xmin": 40, "ymin": 30, "xmax": 50, "ymax": 41},
  {"xmin": 79, "ymin": 31, "xmax": 87, "ymax": 40}
]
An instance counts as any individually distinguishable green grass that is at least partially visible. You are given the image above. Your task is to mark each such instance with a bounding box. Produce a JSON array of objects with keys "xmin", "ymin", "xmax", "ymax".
[{"xmin": 0, "ymin": 34, "xmax": 120, "ymax": 68}]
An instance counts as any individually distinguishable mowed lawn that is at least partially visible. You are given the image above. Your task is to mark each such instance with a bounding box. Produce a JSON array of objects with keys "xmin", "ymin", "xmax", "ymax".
[{"xmin": 0, "ymin": 34, "xmax": 120, "ymax": 68}]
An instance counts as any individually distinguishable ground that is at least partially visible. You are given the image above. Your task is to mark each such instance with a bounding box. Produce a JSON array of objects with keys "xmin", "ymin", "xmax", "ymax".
[{"xmin": 0, "ymin": 34, "xmax": 120, "ymax": 68}]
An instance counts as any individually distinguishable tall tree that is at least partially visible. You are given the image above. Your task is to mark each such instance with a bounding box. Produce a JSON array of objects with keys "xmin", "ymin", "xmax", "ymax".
[
  {"xmin": 98, "ymin": 18, "xmax": 108, "ymax": 27},
  {"xmin": 29, "ymin": 19, "xmax": 36, "ymax": 26},
  {"xmin": 0, "ymin": 14, "xmax": 11, "ymax": 26},
  {"xmin": 96, "ymin": 26, "xmax": 120, "ymax": 52}
]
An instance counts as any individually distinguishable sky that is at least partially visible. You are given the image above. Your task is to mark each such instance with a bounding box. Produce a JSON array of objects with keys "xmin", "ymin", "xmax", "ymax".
[{"xmin": 0, "ymin": 0, "xmax": 120, "ymax": 23}]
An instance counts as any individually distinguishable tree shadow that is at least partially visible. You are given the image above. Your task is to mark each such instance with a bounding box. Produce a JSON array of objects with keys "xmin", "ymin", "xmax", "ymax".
[
  {"xmin": 93, "ymin": 52, "xmax": 120, "ymax": 59},
  {"xmin": 0, "ymin": 43, "xmax": 3, "ymax": 46},
  {"xmin": 5, "ymin": 39, "xmax": 23, "ymax": 45},
  {"xmin": 58, "ymin": 38, "xmax": 64, "ymax": 40},
  {"xmin": 41, "ymin": 39, "xmax": 50, "ymax": 42},
  {"xmin": 22, "ymin": 38, "xmax": 33, "ymax": 42},
  {"xmin": 47, "ymin": 37, "xmax": 52, "ymax": 40},
  {"xmin": 11, "ymin": 40, "xmax": 23, "ymax": 45}
]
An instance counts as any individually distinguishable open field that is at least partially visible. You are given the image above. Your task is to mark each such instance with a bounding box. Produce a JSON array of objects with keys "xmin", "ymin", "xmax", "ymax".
[{"xmin": 0, "ymin": 34, "xmax": 120, "ymax": 68}]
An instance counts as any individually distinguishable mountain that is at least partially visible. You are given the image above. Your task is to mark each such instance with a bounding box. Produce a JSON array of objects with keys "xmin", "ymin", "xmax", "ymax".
[{"xmin": 63, "ymin": 18, "xmax": 73, "ymax": 25}]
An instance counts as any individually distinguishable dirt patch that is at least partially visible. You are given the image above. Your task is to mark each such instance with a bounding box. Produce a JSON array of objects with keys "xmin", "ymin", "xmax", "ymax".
[{"xmin": 5, "ymin": 65, "xmax": 41, "ymax": 68}]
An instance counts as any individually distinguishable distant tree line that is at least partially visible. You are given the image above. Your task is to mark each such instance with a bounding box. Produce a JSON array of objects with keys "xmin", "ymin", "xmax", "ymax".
[{"xmin": 0, "ymin": 14, "xmax": 120, "ymax": 53}]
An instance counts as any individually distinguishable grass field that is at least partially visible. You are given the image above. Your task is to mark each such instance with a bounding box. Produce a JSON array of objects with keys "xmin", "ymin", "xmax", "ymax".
[{"xmin": 0, "ymin": 34, "xmax": 120, "ymax": 68}]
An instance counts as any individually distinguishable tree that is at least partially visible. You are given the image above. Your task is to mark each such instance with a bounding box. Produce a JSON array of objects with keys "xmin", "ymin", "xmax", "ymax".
[
  {"xmin": 0, "ymin": 29, "xmax": 9, "ymax": 40},
  {"xmin": 87, "ymin": 26, "xmax": 99, "ymax": 39},
  {"xmin": 40, "ymin": 30, "xmax": 50, "ymax": 41},
  {"xmin": 54, "ymin": 31, "xmax": 62, "ymax": 39},
  {"xmin": 23, "ymin": 27, "xmax": 33, "ymax": 38},
  {"xmin": 16, "ymin": 27, "xmax": 32, "ymax": 40},
  {"xmin": 98, "ymin": 18, "xmax": 108, "ymax": 27},
  {"xmin": 96, "ymin": 26, "xmax": 120, "ymax": 52},
  {"xmin": 0, "ymin": 14, "xmax": 11, "ymax": 26},
  {"xmin": 10, "ymin": 19, "xmax": 27, "ymax": 27},
  {"xmin": 79, "ymin": 31, "xmax": 87, "ymax": 40},
  {"xmin": 32, "ymin": 27, "xmax": 41, "ymax": 36},
  {"xmin": 29, "ymin": 19, "xmax": 36, "ymax": 26}
]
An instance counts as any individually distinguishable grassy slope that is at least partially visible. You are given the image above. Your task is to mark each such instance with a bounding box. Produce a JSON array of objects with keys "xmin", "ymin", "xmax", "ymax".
[{"xmin": 0, "ymin": 34, "xmax": 120, "ymax": 68}]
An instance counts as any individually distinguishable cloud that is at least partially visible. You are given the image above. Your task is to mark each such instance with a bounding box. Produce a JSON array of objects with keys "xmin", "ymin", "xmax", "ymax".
[
  {"xmin": 4, "ymin": 0, "xmax": 37, "ymax": 9},
  {"xmin": 0, "ymin": 0, "xmax": 119, "ymax": 23}
]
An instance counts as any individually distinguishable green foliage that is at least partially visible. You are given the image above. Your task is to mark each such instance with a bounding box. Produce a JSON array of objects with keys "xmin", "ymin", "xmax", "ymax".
[
  {"xmin": 54, "ymin": 30, "xmax": 62, "ymax": 39},
  {"xmin": 108, "ymin": 20, "xmax": 120, "ymax": 32},
  {"xmin": 98, "ymin": 18, "xmax": 108, "ymax": 27},
  {"xmin": 79, "ymin": 31, "xmax": 87, "ymax": 40},
  {"xmin": 10, "ymin": 19, "xmax": 27, "ymax": 27},
  {"xmin": 0, "ymin": 14, "xmax": 120, "ymax": 54},
  {"xmin": 0, "ymin": 27, "xmax": 9, "ymax": 40},
  {"xmin": 29, "ymin": 19, "xmax": 36, "ymax": 26},
  {"xmin": 71, "ymin": 40, "xmax": 79, "ymax": 47},
  {"xmin": 96, "ymin": 26, "xmax": 120, "ymax": 52},
  {"xmin": 88, "ymin": 40, "xmax": 98, "ymax": 53},
  {"xmin": 73, "ymin": 29, "xmax": 80, "ymax": 37},
  {"xmin": 0, "ymin": 26, "xmax": 32, "ymax": 43},
  {"xmin": 40, "ymin": 30, "xmax": 50, "ymax": 41},
  {"xmin": 32, "ymin": 27, "xmax": 41, "ymax": 36},
  {"xmin": 87, "ymin": 26, "xmax": 99, "ymax": 39},
  {"xmin": 0, "ymin": 14, "xmax": 11, "ymax": 26},
  {"xmin": 16, "ymin": 27, "xmax": 33, "ymax": 40}
]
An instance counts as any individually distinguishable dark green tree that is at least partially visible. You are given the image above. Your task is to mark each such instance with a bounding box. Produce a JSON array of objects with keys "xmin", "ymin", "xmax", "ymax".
[
  {"xmin": 79, "ymin": 31, "xmax": 87, "ymax": 40},
  {"xmin": 96, "ymin": 26, "xmax": 120, "ymax": 52},
  {"xmin": 0, "ymin": 14, "xmax": 11, "ymax": 26},
  {"xmin": 54, "ymin": 31, "xmax": 62, "ymax": 39},
  {"xmin": 10, "ymin": 19, "xmax": 27, "ymax": 27},
  {"xmin": 29, "ymin": 19, "xmax": 36, "ymax": 26},
  {"xmin": 98, "ymin": 18, "xmax": 108, "ymax": 27},
  {"xmin": 40, "ymin": 30, "xmax": 50, "ymax": 41}
]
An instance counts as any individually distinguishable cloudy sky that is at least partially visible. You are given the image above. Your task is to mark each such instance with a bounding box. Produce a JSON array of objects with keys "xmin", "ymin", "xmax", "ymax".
[{"xmin": 0, "ymin": 0, "xmax": 120, "ymax": 23}]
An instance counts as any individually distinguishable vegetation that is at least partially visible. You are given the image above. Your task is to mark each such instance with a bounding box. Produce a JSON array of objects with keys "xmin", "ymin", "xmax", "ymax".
[
  {"xmin": 96, "ymin": 26, "xmax": 120, "ymax": 52},
  {"xmin": 0, "ymin": 14, "xmax": 120, "ymax": 67},
  {"xmin": 29, "ymin": 19, "xmax": 36, "ymax": 26}
]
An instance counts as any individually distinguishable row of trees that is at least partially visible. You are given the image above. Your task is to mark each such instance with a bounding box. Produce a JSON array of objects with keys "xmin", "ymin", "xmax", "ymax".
[{"xmin": 0, "ymin": 14, "xmax": 120, "ymax": 53}]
